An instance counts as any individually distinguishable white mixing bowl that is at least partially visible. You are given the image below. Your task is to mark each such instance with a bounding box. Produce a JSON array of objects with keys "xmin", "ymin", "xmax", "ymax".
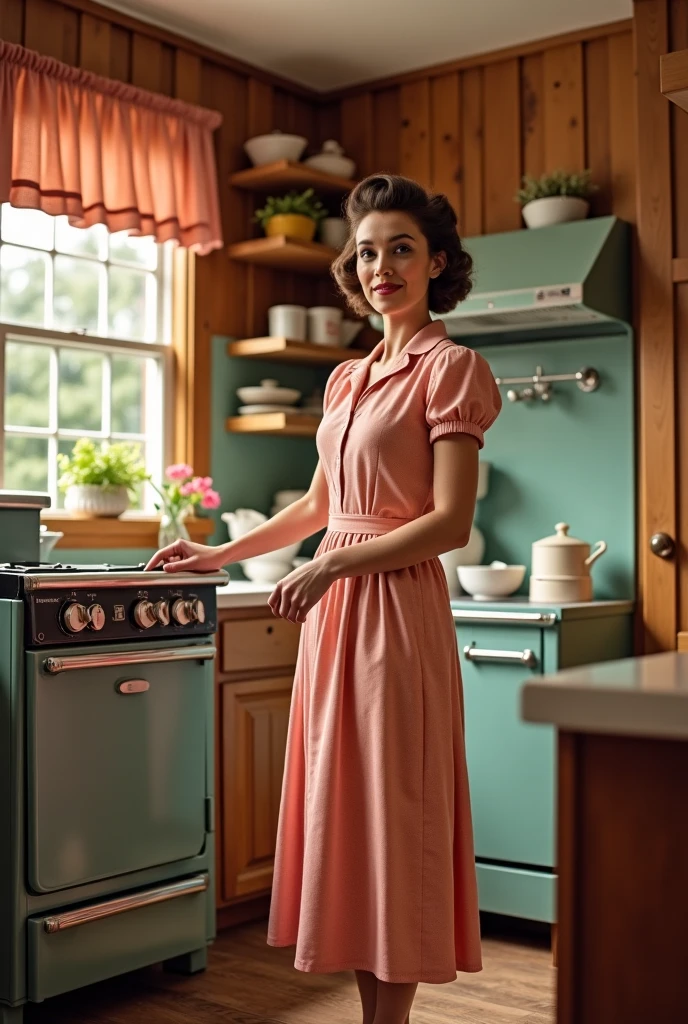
[{"xmin": 457, "ymin": 564, "xmax": 526, "ymax": 601}]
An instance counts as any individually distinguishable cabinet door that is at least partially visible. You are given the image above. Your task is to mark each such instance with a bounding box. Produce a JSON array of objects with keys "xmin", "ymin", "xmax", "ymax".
[
  {"xmin": 220, "ymin": 675, "xmax": 293, "ymax": 902},
  {"xmin": 457, "ymin": 625, "xmax": 555, "ymax": 868}
]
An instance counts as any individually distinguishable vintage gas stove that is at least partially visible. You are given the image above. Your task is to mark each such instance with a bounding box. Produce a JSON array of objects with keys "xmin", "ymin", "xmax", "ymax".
[{"xmin": 0, "ymin": 495, "xmax": 228, "ymax": 1024}]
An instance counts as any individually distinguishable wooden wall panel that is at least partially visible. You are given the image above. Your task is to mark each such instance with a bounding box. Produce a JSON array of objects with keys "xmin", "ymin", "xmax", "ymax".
[
  {"xmin": 0, "ymin": 0, "xmax": 24, "ymax": 42},
  {"xmin": 608, "ymin": 32, "xmax": 636, "ymax": 224},
  {"xmin": 483, "ymin": 59, "xmax": 521, "ymax": 233},
  {"xmin": 430, "ymin": 72, "xmax": 461, "ymax": 212},
  {"xmin": 521, "ymin": 53, "xmax": 545, "ymax": 179},
  {"xmin": 584, "ymin": 38, "xmax": 612, "ymax": 217},
  {"xmin": 340, "ymin": 93, "xmax": 375, "ymax": 180},
  {"xmin": 109, "ymin": 24, "xmax": 131, "ymax": 82},
  {"xmin": 24, "ymin": 0, "xmax": 65, "ymax": 59},
  {"xmin": 460, "ymin": 67, "xmax": 484, "ymax": 236},
  {"xmin": 79, "ymin": 13, "xmax": 111, "ymax": 76},
  {"xmin": 131, "ymin": 34, "xmax": 163, "ymax": 92},
  {"xmin": 372, "ymin": 88, "xmax": 400, "ymax": 176},
  {"xmin": 399, "ymin": 79, "xmax": 431, "ymax": 188},
  {"xmin": 543, "ymin": 43, "xmax": 585, "ymax": 173}
]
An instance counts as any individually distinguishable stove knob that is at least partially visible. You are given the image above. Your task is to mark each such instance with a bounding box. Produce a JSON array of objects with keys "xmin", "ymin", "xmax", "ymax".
[
  {"xmin": 189, "ymin": 597, "xmax": 206, "ymax": 624},
  {"xmin": 154, "ymin": 599, "xmax": 170, "ymax": 626},
  {"xmin": 171, "ymin": 598, "xmax": 191, "ymax": 625},
  {"xmin": 62, "ymin": 602, "xmax": 88, "ymax": 633},
  {"xmin": 87, "ymin": 603, "xmax": 105, "ymax": 631},
  {"xmin": 133, "ymin": 599, "xmax": 157, "ymax": 629}
]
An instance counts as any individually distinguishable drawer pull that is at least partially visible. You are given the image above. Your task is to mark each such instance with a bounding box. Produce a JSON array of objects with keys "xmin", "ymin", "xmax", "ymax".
[
  {"xmin": 43, "ymin": 873, "xmax": 208, "ymax": 933},
  {"xmin": 453, "ymin": 610, "xmax": 557, "ymax": 627},
  {"xmin": 463, "ymin": 645, "xmax": 538, "ymax": 668}
]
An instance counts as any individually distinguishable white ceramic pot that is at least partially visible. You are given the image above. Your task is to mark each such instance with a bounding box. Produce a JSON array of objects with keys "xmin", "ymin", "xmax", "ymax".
[
  {"xmin": 64, "ymin": 484, "xmax": 130, "ymax": 518},
  {"xmin": 244, "ymin": 132, "xmax": 307, "ymax": 166},
  {"xmin": 304, "ymin": 140, "xmax": 356, "ymax": 178},
  {"xmin": 236, "ymin": 379, "xmax": 301, "ymax": 405},
  {"xmin": 307, "ymin": 306, "xmax": 343, "ymax": 346},
  {"xmin": 241, "ymin": 557, "xmax": 294, "ymax": 583},
  {"xmin": 320, "ymin": 217, "xmax": 349, "ymax": 249},
  {"xmin": 457, "ymin": 564, "xmax": 526, "ymax": 601},
  {"xmin": 268, "ymin": 304, "xmax": 307, "ymax": 340},
  {"xmin": 531, "ymin": 522, "xmax": 607, "ymax": 578},
  {"xmin": 529, "ymin": 574, "xmax": 593, "ymax": 603},
  {"xmin": 438, "ymin": 524, "xmax": 485, "ymax": 597},
  {"xmin": 521, "ymin": 196, "xmax": 589, "ymax": 229}
]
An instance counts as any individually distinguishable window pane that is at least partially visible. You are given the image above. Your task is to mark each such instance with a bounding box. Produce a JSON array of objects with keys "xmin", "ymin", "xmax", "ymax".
[
  {"xmin": 1, "ymin": 204, "xmax": 53, "ymax": 250},
  {"xmin": 58, "ymin": 348, "xmax": 103, "ymax": 431},
  {"xmin": 111, "ymin": 354, "xmax": 144, "ymax": 434},
  {"xmin": 54, "ymin": 255, "xmax": 101, "ymax": 334},
  {"xmin": 55, "ymin": 217, "xmax": 107, "ymax": 259},
  {"xmin": 109, "ymin": 231, "xmax": 157, "ymax": 270},
  {"xmin": 0, "ymin": 245, "xmax": 48, "ymax": 327},
  {"xmin": 55, "ymin": 438, "xmax": 76, "ymax": 509},
  {"xmin": 5, "ymin": 342, "xmax": 51, "ymax": 428},
  {"xmin": 4, "ymin": 435, "xmax": 49, "ymax": 492},
  {"xmin": 108, "ymin": 266, "xmax": 151, "ymax": 341}
]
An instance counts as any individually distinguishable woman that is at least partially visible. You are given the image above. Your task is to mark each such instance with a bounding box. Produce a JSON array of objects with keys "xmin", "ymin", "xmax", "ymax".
[{"xmin": 146, "ymin": 174, "xmax": 502, "ymax": 1024}]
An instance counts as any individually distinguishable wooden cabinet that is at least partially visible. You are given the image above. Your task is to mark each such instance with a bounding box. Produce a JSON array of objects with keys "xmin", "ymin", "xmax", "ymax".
[{"xmin": 214, "ymin": 606, "xmax": 301, "ymax": 925}]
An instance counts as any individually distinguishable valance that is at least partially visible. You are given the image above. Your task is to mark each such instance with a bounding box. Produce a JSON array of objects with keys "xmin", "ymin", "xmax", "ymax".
[{"xmin": 0, "ymin": 40, "xmax": 223, "ymax": 254}]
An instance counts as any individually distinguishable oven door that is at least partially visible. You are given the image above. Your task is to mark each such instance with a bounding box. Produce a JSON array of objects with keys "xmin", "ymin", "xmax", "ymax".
[{"xmin": 25, "ymin": 639, "xmax": 215, "ymax": 893}]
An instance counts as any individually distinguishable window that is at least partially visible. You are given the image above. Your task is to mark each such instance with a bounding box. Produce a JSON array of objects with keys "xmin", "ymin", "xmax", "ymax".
[{"xmin": 0, "ymin": 205, "xmax": 173, "ymax": 512}]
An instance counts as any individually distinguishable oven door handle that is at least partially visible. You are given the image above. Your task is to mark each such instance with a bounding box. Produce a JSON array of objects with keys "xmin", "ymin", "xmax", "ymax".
[
  {"xmin": 43, "ymin": 643, "xmax": 216, "ymax": 675},
  {"xmin": 43, "ymin": 873, "xmax": 209, "ymax": 933}
]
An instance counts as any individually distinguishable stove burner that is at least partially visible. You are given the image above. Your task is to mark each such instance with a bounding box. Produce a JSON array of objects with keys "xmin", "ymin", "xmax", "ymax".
[{"xmin": 0, "ymin": 562, "xmax": 147, "ymax": 573}]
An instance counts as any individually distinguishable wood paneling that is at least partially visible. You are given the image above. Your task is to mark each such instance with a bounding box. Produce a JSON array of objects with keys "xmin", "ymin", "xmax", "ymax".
[
  {"xmin": 522, "ymin": 53, "xmax": 545, "ymax": 178},
  {"xmin": 430, "ymin": 72, "xmax": 461, "ymax": 210},
  {"xmin": 484, "ymin": 59, "xmax": 521, "ymax": 232},
  {"xmin": 373, "ymin": 87, "xmax": 401, "ymax": 175},
  {"xmin": 584, "ymin": 38, "xmax": 612, "ymax": 217},
  {"xmin": 399, "ymin": 79, "xmax": 431, "ymax": 188},
  {"xmin": 340, "ymin": 93, "xmax": 375, "ymax": 180},
  {"xmin": 24, "ymin": 0, "xmax": 65, "ymax": 58},
  {"xmin": 0, "ymin": 0, "xmax": 24, "ymax": 42},
  {"xmin": 79, "ymin": 13, "xmax": 110, "ymax": 76},
  {"xmin": 608, "ymin": 31, "xmax": 636, "ymax": 224},
  {"xmin": 543, "ymin": 43, "xmax": 585, "ymax": 173},
  {"xmin": 634, "ymin": 0, "xmax": 676, "ymax": 652},
  {"xmin": 131, "ymin": 34, "xmax": 163, "ymax": 91},
  {"xmin": 461, "ymin": 67, "xmax": 484, "ymax": 236}
]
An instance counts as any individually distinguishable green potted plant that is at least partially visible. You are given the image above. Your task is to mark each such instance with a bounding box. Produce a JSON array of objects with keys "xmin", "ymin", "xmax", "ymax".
[
  {"xmin": 253, "ymin": 187, "xmax": 328, "ymax": 242},
  {"xmin": 515, "ymin": 169, "xmax": 598, "ymax": 228},
  {"xmin": 57, "ymin": 438, "xmax": 148, "ymax": 517}
]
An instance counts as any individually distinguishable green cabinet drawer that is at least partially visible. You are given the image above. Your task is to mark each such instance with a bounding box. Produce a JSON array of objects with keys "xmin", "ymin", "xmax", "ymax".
[
  {"xmin": 27, "ymin": 874, "xmax": 209, "ymax": 1001},
  {"xmin": 456, "ymin": 624, "xmax": 556, "ymax": 869}
]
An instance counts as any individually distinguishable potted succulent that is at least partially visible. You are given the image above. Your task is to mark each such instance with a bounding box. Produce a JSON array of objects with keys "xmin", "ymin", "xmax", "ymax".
[
  {"xmin": 515, "ymin": 169, "xmax": 598, "ymax": 228},
  {"xmin": 253, "ymin": 187, "xmax": 328, "ymax": 242},
  {"xmin": 57, "ymin": 439, "xmax": 148, "ymax": 517}
]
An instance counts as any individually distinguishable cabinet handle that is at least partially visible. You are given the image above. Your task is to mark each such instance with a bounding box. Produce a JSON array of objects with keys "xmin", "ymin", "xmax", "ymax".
[{"xmin": 463, "ymin": 645, "xmax": 538, "ymax": 669}]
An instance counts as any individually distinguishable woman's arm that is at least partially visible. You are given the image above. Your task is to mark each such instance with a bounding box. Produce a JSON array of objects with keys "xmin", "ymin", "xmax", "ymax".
[{"xmin": 322, "ymin": 433, "xmax": 479, "ymax": 579}]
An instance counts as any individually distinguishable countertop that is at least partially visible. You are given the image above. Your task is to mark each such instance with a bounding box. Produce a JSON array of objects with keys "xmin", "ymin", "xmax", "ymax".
[
  {"xmin": 521, "ymin": 651, "xmax": 688, "ymax": 741},
  {"xmin": 450, "ymin": 597, "xmax": 633, "ymax": 622},
  {"xmin": 216, "ymin": 580, "xmax": 274, "ymax": 608}
]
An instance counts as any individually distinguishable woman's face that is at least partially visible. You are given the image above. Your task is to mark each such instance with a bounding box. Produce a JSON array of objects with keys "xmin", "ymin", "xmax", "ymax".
[{"xmin": 355, "ymin": 210, "xmax": 446, "ymax": 317}]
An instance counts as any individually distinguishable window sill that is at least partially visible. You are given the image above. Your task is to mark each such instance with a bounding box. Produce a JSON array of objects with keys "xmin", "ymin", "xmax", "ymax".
[{"xmin": 40, "ymin": 511, "xmax": 216, "ymax": 550}]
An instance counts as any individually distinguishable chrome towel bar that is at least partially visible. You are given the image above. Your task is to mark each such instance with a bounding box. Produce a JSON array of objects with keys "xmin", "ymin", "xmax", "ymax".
[{"xmin": 44, "ymin": 643, "xmax": 216, "ymax": 675}]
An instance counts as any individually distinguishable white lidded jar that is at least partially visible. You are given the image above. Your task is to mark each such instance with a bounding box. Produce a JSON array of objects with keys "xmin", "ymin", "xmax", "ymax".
[{"xmin": 531, "ymin": 522, "xmax": 607, "ymax": 578}]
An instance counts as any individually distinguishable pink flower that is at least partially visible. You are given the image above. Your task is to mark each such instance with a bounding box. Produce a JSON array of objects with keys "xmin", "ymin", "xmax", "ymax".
[
  {"xmin": 179, "ymin": 480, "xmax": 198, "ymax": 496},
  {"xmin": 191, "ymin": 475, "xmax": 213, "ymax": 492},
  {"xmin": 200, "ymin": 488, "xmax": 221, "ymax": 509},
  {"xmin": 166, "ymin": 463, "xmax": 193, "ymax": 481}
]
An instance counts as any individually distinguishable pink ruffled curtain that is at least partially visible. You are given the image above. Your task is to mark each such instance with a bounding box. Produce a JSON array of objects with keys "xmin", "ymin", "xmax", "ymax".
[{"xmin": 0, "ymin": 40, "xmax": 223, "ymax": 254}]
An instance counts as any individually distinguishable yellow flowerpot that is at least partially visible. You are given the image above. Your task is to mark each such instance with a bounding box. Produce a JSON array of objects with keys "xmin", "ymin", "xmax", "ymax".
[{"xmin": 265, "ymin": 214, "xmax": 316, "ymax": 242}]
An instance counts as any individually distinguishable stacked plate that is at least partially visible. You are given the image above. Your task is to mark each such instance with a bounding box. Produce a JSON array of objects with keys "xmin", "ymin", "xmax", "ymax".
[{"xmin": 237, "ymin": 378, "xmax": 301, "ymax": 415}]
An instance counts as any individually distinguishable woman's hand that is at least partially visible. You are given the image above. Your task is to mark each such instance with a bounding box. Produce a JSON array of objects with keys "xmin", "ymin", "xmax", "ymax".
[
  {"xmin": 144, "ymin": 539, "xmax": 227, "ymax": 573},
  {"xmin": 268, "ymin": 556, "xmax": 336, "ymax": 623}
]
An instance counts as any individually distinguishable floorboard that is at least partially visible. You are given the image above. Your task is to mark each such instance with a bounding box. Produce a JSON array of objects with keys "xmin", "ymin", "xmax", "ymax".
[{"xmin": 24, "ymin": 917, "xmax": 555, "ymax": 1023}]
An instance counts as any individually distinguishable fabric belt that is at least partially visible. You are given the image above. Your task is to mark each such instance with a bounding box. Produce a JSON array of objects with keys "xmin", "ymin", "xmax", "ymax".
[{"xmin": 327, "ymin": 513, "xmax": 416, "ymax": 536}]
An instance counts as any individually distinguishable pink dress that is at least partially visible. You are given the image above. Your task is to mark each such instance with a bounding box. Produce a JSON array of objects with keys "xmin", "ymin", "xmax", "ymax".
[{"xmin": 266, "ymin": 319, "xmax": 502, "ymax": 983}]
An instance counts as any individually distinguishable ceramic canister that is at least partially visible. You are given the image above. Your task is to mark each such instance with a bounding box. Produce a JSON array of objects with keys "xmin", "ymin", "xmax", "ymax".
[
  {"xmin": 307, "ymin": 306, "xmax": 343, "ymax": 346},
  {"xmin": 531, "ymin": 522, "xmax": 607, "ymax": 578},
  {"xmin": 529, "ymin": 575, "xmax": 593, "ymax": 603},
  {"xmin": 268, "ymin": 304, "xmax": 307, "ymax": 340}
]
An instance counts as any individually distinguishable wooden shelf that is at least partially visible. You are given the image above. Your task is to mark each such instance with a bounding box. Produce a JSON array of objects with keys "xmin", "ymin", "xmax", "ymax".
[
  {"xmin": 226, "ymin": 336, "xmax": 367, "ymax": 365},
  {"xmin": 227, "ymin": 235, "xmax": 339, "ymax": 274},
  {"xmin": 661, "ymin": 49, "xmax": 688, "ymax": 112},
  {"xmin": 41, "ymin": 511, "xmax": 215, "ymax": 549},
  {"xmin": 229, "ymin": 160, "xmax": 357, "ymax": 194},
  {"xmin": 226, "ymin": 412, "xmax": 321, "ymax": 437}
]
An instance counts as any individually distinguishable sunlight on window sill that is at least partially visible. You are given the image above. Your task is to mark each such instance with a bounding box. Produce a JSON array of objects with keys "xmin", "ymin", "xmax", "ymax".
[{"xmin": 40, "ymin": 511, "xmax": 216, "ymax": 550}]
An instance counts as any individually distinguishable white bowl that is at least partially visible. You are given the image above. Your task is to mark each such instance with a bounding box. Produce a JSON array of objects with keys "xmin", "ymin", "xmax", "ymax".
[
  {"xmin": 236, "ymin": 379, "xmax": 301, "ymax": 405},
  {"xmin": 244, "ymin": 133, "xmax": 307, "ymax": 166},
  {"xmin": 241, "ymin": 557, "xmax": 293, "ymax": 583},
  {"xmin": 304, "ymin": 153, "xmax": 356, "ymax": 178},
  {"xmin": 39, "ymin": 529, "xmax": 64, "ymax": 558},
  {"xmin": 457, "ymin": 564, "xmax": 526, "ymax": 601}
]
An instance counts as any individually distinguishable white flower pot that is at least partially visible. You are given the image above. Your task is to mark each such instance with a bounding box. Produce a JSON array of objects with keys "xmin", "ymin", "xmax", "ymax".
[
  {"xmin": 64, "ymin": 484, "xmax": 130, "ymax": 518},
  {"xmin": 521, "ymin": 196, "xmax": 589, "ymax": 229}
]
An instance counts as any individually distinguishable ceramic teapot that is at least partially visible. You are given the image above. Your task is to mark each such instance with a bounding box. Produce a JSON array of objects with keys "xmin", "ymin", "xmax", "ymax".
[
  {"xmin": 531, "ymin": 522, "xmax": 607, "ymax": 578},
  {"xmin": 221, "ymin": 508, "xmax": 267, "ymax": 540}
]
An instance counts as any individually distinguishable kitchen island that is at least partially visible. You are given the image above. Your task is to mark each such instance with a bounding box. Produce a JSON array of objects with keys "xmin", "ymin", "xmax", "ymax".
[{"xmin": 522, "ymin": 652, "xmax": 688, "ymax": 1024}]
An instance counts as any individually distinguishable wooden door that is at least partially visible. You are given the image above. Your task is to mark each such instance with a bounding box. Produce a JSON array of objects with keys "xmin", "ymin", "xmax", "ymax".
[{"xmin": 220, "ymin": 675, "xmax": 293, "ymax": 902}]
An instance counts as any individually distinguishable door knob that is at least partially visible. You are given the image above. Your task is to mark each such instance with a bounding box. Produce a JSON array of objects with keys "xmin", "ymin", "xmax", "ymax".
[{"xmin": 650, "ymin": 532, "xmax": 675, "ymax": 559}]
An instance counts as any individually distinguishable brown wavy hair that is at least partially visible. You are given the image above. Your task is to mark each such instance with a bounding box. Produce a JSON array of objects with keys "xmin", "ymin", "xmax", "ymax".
[{"xmin": 331, "ymin": 174, "xmax": 474, "ymax": 317}]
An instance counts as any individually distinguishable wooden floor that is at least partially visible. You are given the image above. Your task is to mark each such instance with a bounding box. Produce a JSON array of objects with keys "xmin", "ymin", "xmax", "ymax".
[{"xmin": 25, "ymin": 917, "xmax": 555, "ymax": 1024}]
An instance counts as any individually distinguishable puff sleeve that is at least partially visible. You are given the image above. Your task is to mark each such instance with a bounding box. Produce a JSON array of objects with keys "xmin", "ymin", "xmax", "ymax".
[{"xmin": 425, "ymin": 344, "xmax": 502, "ymax": 450}]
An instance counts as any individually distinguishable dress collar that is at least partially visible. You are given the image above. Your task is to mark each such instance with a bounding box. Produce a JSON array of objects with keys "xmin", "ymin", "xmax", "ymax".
[{"xmin": 349, "ymin": 319, "xmax": 449, "ymax": 376}]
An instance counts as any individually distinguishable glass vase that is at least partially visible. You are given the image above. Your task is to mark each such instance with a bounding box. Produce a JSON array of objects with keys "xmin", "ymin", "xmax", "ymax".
[{"xmin": 157, "ymin": 509, "xmax": 191, "ymax": 548}]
